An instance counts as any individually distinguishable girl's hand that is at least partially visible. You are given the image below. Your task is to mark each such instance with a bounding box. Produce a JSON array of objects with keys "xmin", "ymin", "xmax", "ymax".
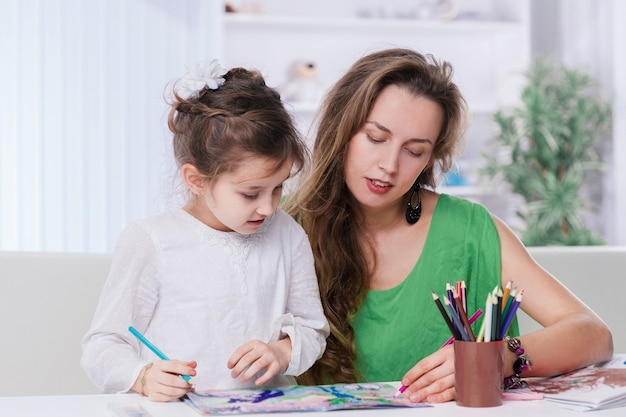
[
  {"xmin": 399, "ymin": 344, "xmax": 455, "ymax": 403},
  {"xmin": 228, "ymin": 338, "xmax": 292, "ymax": 386},
  {"xmin": 133, "ymin": 359, "xmax": 196, "ymax": 402}
]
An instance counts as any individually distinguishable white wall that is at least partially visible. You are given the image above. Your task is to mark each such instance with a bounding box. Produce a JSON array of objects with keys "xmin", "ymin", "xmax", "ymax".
[
  {"xmin": 531, "ymin": 0, "xmax": 625, "ymax": 244},
  {"xmin": 1, "ymin": 0, "xmax": 624, "ymax": 252},
  {"xmin": 610, "ymin": 0, "xmax": 626, "ymax": 245},
  {"xmin": 558, "ymin": 0, "xmax": 625, "ymax": 246},
  {"xmin": 0, "ymin": 0, "xmax": 222, "ymax": 253}
]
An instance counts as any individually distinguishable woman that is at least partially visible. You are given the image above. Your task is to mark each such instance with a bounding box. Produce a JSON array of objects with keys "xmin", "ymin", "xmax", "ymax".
[{"xmin": 287, "ymin": 48, "xmax": 613, "ymax": 403}]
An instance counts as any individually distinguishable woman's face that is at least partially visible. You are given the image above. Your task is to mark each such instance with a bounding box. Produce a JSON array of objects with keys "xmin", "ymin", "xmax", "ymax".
[{"xmin": 344, "ymin": 84, "xmax": 443, "ymax": 215}]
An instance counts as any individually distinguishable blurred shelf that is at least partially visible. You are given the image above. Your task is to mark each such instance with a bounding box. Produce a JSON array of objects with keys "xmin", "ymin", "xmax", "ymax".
[
  {"xmin": 439, "ymin": 186, "xmax": 491, "ymax": 197},
  {"xmin": 223, "ymin": 13, "xmax": 526, "ymax": 32},
  {"xmin": 283, "ymin": 101, "xmax": 320, "ymax": 113}
]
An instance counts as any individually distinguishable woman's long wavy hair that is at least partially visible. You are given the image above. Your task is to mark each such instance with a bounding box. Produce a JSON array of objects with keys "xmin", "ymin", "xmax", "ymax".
[{"xmin": 287, "ymin": 48, "xmax": 468, "ymax": 384}]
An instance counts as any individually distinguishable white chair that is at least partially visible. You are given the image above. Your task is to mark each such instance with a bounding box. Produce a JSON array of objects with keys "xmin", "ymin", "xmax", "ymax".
[
  {"xmin": 0, "ymin": 251, "xmax": 110, "ymax": 396},
  {"xmin": 522, "ymin": 246, "xmax": 626, "ymax": 353}
]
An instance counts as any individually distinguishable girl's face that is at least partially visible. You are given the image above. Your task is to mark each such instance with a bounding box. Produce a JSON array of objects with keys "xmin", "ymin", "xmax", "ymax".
[
  {"xmin": 344, "ymin": 85, "xmax": 443, "ymax": 215},
  {"xmin": 189, "ymin": 157, "xmax": 292, "ymax": 235}
]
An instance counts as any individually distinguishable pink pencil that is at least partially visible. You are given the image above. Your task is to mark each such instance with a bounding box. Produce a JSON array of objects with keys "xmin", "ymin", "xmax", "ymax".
[{"xmin": 440, "ymin": 309, "xmax": 483, "ymax": 348}]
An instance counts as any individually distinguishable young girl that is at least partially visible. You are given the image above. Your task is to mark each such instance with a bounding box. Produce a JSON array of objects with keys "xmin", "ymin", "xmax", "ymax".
[{"xmin": 81, "ymin": 60, "xmax": 329, "ymax": 402}]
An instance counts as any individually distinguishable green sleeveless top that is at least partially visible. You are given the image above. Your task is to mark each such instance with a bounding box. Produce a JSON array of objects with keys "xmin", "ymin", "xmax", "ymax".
[{"xmin": 352, "ymin": 193, "xmax": 519, "ymax": 382}]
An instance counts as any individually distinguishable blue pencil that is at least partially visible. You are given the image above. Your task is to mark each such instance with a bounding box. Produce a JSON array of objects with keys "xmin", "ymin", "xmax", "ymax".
[
  {"xmin": 446, "ymin": 282, "xmax": 457, "ymax": 314},
  {"xmin": 444, "ymin": 297, "xmax": 469, "ymax": 341},
  {"xmin": 501, "ymin": 287, "xmax": 517, "ymax": 322},
  {"xmin": 128, "ymin": 326, "xmax": 194, "ymax": 384},
  {"xmin": 499, "ymin": 291, "xmax": 523, "ymax": 339}
]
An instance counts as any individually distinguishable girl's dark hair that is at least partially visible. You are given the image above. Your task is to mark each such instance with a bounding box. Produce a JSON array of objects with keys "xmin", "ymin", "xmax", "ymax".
[{"xmin": 168, "ymin": 67, "xmax": 306, "ymax": 180}]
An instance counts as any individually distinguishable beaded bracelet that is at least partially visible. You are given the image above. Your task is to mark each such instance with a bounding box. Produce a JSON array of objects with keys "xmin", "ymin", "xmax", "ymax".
[{"xmin": 503, "ymin": 336, "xmax": 532, "ymax": 389}]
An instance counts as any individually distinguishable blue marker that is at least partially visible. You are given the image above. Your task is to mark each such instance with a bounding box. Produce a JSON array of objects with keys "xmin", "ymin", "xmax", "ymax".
[{"xmin": 128, "ymin": 326, "xmax": 194, "ymax": 384}]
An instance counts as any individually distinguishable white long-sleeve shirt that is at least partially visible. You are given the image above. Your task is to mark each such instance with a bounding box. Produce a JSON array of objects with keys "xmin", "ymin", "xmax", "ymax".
[{"xmin": 81, "ymin": 208, "xmax": 329, "ymax": 393}]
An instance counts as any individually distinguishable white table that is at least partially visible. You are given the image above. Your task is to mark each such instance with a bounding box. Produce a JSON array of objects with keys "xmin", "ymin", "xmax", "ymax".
[{"xmin": 0, "ymin": 393, "xmax": 624, "ymax": 417}]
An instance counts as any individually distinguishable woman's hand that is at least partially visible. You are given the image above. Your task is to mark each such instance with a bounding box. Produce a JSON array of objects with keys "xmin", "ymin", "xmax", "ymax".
[
  {"xmin": 399, "ymin": 344, "xmax": 455, "ymax": 403},
  {"xmin": 132, "ymin": 359, "xmax": 196, "ymax": 402},
  {"xmin": 228, "ymin": 338, "xmax": 292, "ymax": 386}
]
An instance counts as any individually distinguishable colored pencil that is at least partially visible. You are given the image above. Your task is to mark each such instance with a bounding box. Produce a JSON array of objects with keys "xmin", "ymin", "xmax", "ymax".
[
  {"xmin": 499, "ymin": 290, "xmax": 524, "ymax": 339},
  {"xmin": 394, "ymin": 384, "xmax": 408, "ymax": 398},
  {"xmin": 494, "ymin": 287, "xmax": 503, "ymax": 341},
  {"xmin": 501, "ymin": 281, "xmax": 512, "ymax": 312},
  {"xmin": 476, "ymin": 312, "xmax": 486, "ymax": 342},
  {"xmin": 128, "ymin": 326, "xmax": 194, "ymax": 384},
  {"xmin": 441, "ymin": 309, "xmax": 483, "ymax": 348},
  {"xmin": 461, "ymin": 280, "xmax": 467, "ymax": 313},
  {"xmin": 454, "ymin": 294, "xmax": 476, "ymax": 341},
  {"xmin": 444, "ymin": 297, "xmax": 469, "ymax": 341},
  {"xmin": 431, "ymin": 291, "xmax": 462, "ymax": 341},
  {"xmin": 483, "ymin": 293, "xmax": 493, "ymax": 342},
  {"xmin": 490, "ymin": 294, "xmax": 499, "ymax": 341},
  {"xmin": 446, "ymin": 282, "xmax": 456, "ymax": 314},
  {"xmin": 501, "ymin": 286, "xmax": 517, "ymax": 320}
]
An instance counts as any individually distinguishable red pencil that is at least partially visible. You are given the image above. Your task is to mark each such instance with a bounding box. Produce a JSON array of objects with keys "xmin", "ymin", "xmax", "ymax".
[
  {"xmin": 461, "ymin": 280, "xmax": 467, "ymax": 313},
  {"xmin": 454, "ymin": 294, "xmax": 476, "ymax": 341}
]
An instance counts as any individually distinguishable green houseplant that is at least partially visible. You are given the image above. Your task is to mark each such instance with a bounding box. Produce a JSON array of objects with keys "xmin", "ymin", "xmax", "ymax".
[{"xmin": 480, "ymin": 57, "xmax": 612, "ymax": 246}]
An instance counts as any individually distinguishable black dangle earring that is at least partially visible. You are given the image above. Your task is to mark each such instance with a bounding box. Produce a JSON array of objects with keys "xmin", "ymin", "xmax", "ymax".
[{"xmin": 405, "ymin": 180, "xmax": 422, "ymax": 225}]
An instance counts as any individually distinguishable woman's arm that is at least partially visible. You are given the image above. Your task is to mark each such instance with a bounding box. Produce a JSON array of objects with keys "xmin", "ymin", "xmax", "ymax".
[
  {"xmin": 494, "ymin": 215, "xmax": 614, "ymax": 377},
  {"xmin": 400, "ymin": 214, "xmax": 613, "ymax": 404}
]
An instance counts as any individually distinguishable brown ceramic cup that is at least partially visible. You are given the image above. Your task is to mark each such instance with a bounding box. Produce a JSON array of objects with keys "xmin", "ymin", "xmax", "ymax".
[{"xmin": 454, "ymin": 340, "xmax": 504, "ymax": 407}]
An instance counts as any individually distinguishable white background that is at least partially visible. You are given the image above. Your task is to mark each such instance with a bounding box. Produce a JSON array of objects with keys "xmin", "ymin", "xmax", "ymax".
[{"xmin": 0, "ymin": 0, "xmax": 623, "ymax": 253}]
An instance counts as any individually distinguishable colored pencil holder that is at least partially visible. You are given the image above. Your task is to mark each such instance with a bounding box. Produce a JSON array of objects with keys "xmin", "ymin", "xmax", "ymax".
[{"xmin": 454, "ymin": 340, "xmax": 504, "ymax": 407}]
